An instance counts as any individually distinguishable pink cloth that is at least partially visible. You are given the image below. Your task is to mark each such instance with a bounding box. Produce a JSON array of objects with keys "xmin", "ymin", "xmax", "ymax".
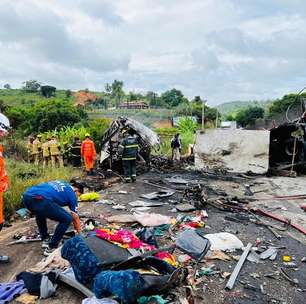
[{"xmin": 95, "ymin": 229, "xmax": 155, "ymax": 251}]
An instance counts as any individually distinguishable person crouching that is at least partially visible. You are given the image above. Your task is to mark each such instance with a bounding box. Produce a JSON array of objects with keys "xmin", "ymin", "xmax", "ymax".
[{"xmin": 22, "ymin": 180, "xmax": 83, "ymax": 256}]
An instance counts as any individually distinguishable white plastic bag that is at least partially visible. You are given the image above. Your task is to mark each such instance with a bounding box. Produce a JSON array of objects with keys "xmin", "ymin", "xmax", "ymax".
[
  {"xmin": 82, "ymin": 297, "xmax": 119, "ymax": 304},
  {"xmin": 205, "ymin": 232, "xmax": 243, "ymax": 251}
]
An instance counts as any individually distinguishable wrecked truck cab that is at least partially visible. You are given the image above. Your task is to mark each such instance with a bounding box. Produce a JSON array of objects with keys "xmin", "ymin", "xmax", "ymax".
[
  {"xmin": 99, "ymin": 117, "xmax": 160, "ymax": 171},
  {"xmin": 269, "ymin": 121, "xmax": 306, "ymax": 169}
]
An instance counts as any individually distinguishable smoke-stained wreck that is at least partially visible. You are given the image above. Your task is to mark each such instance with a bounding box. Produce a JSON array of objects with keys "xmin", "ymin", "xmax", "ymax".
[{"xmin": 99, "ymin": 117, "xmax": 160, "ymax": 171}]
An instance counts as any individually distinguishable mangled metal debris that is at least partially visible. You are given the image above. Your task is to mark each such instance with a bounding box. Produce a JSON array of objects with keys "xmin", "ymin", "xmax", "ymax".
[
  {"xmin": 99, "ymin": 117, "xmax": 160, "ymax": 170},
  {"xmin": 140, "ymin": 190, "xmax": 175, "ymax": 200}
]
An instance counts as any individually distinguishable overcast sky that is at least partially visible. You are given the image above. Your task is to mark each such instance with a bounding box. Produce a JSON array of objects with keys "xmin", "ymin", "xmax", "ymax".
[{"xmin": 0, "ymin": 0, "xmax": 305, "ymax": 105}]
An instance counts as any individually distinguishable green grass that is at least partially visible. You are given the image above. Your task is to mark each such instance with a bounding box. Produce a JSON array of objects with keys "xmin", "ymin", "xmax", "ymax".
[
  {"xmin": 88, "ymin": 108, "xmax": 173, "ymax": 127},
  {"xmin": 154, "ymin": 131, "xmax": 195, "ymax": 157},
  {"xmin": 0, "ymin": 89, "xmax": 73, "ymax": 107},
  {"xmin": 3, "ymin": 159, "xmax": 81, "ymax": 218}
]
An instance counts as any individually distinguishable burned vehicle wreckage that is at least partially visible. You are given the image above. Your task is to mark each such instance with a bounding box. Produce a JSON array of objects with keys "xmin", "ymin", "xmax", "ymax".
[
  {"xmin": 269, "ymin": 94, "xmax": 306, "ymax": 172},
  {"xmin": 98, "ymin": 117, "xmax": 160, "ymax": 172}
]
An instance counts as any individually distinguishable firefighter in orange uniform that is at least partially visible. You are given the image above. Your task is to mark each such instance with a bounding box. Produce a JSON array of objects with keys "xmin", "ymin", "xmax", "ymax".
[
  {"xmin": 0, "ymin": 113, "xmax": 10, "ymax": 263},
  {"xmin": 81, "ymin": 133, "xmax": 96, "ymax": 175}
]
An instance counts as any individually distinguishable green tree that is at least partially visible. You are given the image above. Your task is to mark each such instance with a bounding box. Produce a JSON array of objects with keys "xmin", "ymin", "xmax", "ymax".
[
  {"xmin": 189, "ymin": 101, "xmax": 219, "ymax": 122},
  {"xmin": 3, "ymin": 84, "xmax": 11, "ymax": 89},
  {"xmin": 40, "ymin": 85, "xmax": 56, "ymax": 98},
  {"xmin": 22, "ymin": 80, "xmax": 41, "ymax": 92},
  {"xmin": 175, "ymin": 102, "xmax": 193, "ymax": 116},
  {"xmin": 236, "ymin": 106, "xmax": 265, "ymax": 127},
  {"xmin": 65, "ymin": 89, "xmax": 72, "ymax": 99},
  {"xmin": 5, "ymin": 106, "xmax": 29, "ymax": 129},
  {"xmin": 111, "ymin": 79, "xmax": 124, "ymax": 108},
  {"xmin": 30, "ymin": 100, "xmax": 85, "ymax": 132},
  {"xmin": 146, "ymin": 91, "xmax": 163, "ymax": 107},
  {"xmin": 268, "ymin": 93, "xmax": 303, "ymax": 117},
  {"xmin": 226, "ymin": 114, "xmax": 235, "ymax": 121},
  {"xmin": 160, "ymin": 88, "xmax": 188, "ymax": 108}
]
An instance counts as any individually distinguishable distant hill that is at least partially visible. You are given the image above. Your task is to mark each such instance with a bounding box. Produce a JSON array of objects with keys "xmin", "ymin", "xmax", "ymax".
[{"xmin": 216, "ymin": 100, "xmax": 271, "ymax": 117}]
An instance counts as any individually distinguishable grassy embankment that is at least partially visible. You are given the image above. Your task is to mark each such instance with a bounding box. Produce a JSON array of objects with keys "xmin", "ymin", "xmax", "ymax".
[{"xmin": 88, "ymin": 108, "xmax": 173, "ymax": 128}]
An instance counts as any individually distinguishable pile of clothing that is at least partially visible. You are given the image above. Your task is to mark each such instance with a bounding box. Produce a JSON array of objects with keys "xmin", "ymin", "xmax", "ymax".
[{"xmin": 61, "ymin": 228, "xmax": 180, "ymax": 304}]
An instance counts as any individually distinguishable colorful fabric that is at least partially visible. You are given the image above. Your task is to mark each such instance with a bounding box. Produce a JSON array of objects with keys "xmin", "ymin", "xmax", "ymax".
[
  {"xmin": 93, "ymin": 270, "xmax": 145, "ymax": 304},
  {"xmin": 154, "ymin": 252, "xmax": 177, "ymax": 267},
  {"xmin": 95, "ymin": 229, "xmax": 155, "ymax": 251},
  {"xmin": 179, "ymin": 221, "xmax": 205, "ymax": 230},
  {"xmin": 95, "ymin": 229, "xmax": 176, "ymax": 266}
]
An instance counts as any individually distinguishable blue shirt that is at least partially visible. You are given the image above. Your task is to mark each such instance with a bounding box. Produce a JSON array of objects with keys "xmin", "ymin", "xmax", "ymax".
[{"xmin": 23, "ymin": 181, "xmax": 78, "ymax": 212}]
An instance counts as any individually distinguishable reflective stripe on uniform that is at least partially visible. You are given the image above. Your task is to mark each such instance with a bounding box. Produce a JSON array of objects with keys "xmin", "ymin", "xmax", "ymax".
[
  {"xmin": 122, "ymin": 157, "xmax": 136, "ymax": 160},
  {"xmin": 124, "ymin": 144, "xmax": 139, "ymax": 148}
]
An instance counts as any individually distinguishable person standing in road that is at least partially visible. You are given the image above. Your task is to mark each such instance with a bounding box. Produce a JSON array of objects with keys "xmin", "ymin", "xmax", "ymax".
[
  {"xmin": 118, "ymin": 129, "xmax": 139, "ymax": 182},
  {"xmin": 81, "ymin": 133, "xmax": 96, "ymax": 175},
  {"xmin": 0, "ymin": 113, "xmax": 10, "ymax": 263},
  {"xmin": 171, "ymin": 133, "xmax": 182, "ymax": 162}
]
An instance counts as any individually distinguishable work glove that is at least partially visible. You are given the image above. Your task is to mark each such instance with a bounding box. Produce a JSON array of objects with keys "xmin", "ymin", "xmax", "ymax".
[{"xmin": 70, "ymin": 211, "xmax": 81, "ymax": 234}]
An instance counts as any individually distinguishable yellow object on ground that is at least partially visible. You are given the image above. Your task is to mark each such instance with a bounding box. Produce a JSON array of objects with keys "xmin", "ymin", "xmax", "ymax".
[
  {"xmin": 79, "ymin": 192, "xmax": 100, "ymax": 201},
  {"xmin": 283, "ymin": 255, "xmax": 292, "ymax": 262}
]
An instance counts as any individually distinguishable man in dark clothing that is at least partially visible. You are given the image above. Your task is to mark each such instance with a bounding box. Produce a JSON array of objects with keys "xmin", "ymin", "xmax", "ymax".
[
  {"xmin": 69, "ymin": 136, "xmax": 82, "ymax": 167},
  {"xmin": 171, "ymin": 133, "xmax": 182, "ymax": 162},
  {"xmin": 118, "ymin": 129, "xmax": 139, "ymax": 182},
  {"xmin": 22, "ymin": 180, "xmax": 83, "ymax": 256}
]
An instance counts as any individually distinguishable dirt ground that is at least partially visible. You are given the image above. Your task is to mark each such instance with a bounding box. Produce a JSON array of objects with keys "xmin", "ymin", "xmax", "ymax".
[{"xmin": 1, "ymin": 169, "xmax": 306, "ymax": 304}]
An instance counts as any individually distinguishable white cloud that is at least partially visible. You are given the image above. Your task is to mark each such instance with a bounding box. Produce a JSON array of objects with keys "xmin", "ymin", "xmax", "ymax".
[{"xmin": 0, "ymin": 0, "xmax": 305, "ymax": 104}]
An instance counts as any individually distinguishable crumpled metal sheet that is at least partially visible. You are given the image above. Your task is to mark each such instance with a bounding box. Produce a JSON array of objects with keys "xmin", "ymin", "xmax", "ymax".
[
  {"xmin": 140, "ymin": 190, "xmax": 175, "ymax": 200},
  {"xmin": 123, "ymin": 118, "xmax": 160, "ymax": 147},
  {"xmin": 99, "ymin": 117, "xmax": 160, "ymax": 164}
]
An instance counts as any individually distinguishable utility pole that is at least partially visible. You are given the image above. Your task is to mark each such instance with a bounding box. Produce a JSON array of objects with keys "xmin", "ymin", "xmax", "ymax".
[
  {"xmin": 202, "ymin": 99, "xmax": 207, "ymax": 131},
  {"xmin": 215, "ymin": 110, "xmax": 219, "ymax": 128}
]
